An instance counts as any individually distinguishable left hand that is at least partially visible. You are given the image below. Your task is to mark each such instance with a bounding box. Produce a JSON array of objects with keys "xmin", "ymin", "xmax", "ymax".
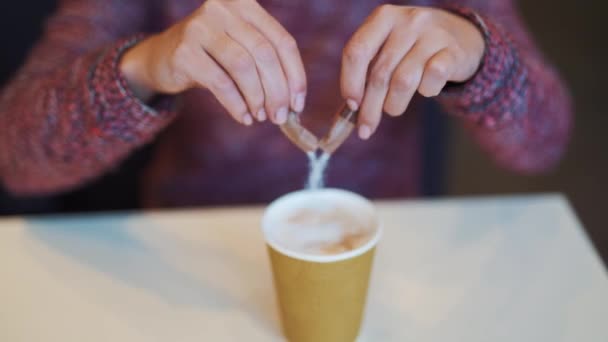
[{"xmin": 341, "ymin": 5, "xmax": 485, "ymax": 139}]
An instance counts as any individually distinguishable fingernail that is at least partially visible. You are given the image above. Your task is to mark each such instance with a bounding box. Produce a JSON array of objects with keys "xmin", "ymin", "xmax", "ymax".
[
  {"xmin": 359, "ymin": 124, "xmax": 372, "ymax": 140},
  {"xmin": 347, "ymin": 99, "xmax": 359, "ymax": 111},
  {"xmin": 293, "ymin": 93, "xmax": 306, "ymax": 113},
  {"xmin": 257, "ymin": 108, "xmax": 267, "ymax": 122},
  {"xmin": 276, "ymin": 107, "xmax": 288, "ymax": 125},
  {"xmin": 243, "ymin": 113, "xmax": 253, "ymax": 126}
]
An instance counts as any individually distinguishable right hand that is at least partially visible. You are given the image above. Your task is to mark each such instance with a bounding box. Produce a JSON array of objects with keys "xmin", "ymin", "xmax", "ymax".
[{"xmin": 120, "ymin": 0, "xmax": 307, "ymax": 125}]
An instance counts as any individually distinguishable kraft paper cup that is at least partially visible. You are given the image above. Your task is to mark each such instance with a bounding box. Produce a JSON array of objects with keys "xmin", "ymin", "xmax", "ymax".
[{"xmin": 262, "ymin": 189, "xmax": 381, "ymax": 342}]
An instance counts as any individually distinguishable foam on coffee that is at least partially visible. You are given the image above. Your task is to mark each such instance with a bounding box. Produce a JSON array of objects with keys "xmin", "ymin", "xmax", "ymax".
[{"xmin": 263, "ymin": 189, "xmax": 378, "ymax": 258}]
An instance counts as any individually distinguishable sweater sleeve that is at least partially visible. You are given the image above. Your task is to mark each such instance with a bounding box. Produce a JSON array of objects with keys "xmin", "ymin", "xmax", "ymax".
[
  {"xmin": 0, "ymin": 0, "xmax": 177, "ymax": 196},
  {"xmin": 434, "ymin": 0, "xmax": 572, "ymax": 173}
]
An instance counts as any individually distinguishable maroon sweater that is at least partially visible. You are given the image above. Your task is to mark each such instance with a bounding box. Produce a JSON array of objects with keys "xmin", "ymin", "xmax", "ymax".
[{"xmin": 0, "ymin": 0, "xmax": 572, "ymax": 207}]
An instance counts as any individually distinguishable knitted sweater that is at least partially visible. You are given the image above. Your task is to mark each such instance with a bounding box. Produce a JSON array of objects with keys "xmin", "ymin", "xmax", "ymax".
[{"xmin": 0, "ymin": 0, "xmax": 571, "ymax": 207}]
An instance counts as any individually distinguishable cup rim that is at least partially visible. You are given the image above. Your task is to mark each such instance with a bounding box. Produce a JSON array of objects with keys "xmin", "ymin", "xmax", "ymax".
[{"xmin": 262, "ymin": 188, "xmax": 382, "ymax": 263}]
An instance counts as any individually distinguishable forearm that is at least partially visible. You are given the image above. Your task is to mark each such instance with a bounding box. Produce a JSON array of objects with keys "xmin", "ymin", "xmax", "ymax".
[
  {"xmin": 0, "ymin": 38, "xmax": 176, "ymax": 195},
  {"xmin": 436, "ymin": 4, "xmax": 572, "ymax": 173},
  {"xmin": 450, "ymin": 60, "xmax": 572, "ymax": 172}
]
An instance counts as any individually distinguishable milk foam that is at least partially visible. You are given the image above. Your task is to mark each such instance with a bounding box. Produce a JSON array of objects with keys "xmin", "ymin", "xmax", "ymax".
[{"xmin": 263, "ymin": 190, "xmax": 378, "ymax": 257}]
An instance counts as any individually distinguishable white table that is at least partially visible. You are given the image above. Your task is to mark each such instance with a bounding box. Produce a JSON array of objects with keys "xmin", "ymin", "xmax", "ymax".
[{"xmin": 1, "ymin": 194, "xmax": 607, "ymax": 341}]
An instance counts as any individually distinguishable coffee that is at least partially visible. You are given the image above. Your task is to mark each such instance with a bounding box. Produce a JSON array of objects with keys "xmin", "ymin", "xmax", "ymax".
[
  {"xmin": 264, "ymin": 190, "xmax": 377, "ymax": 257},
  {"xmin": 262, "ymin": 188, "xmax": 381, "ymax": 342}
]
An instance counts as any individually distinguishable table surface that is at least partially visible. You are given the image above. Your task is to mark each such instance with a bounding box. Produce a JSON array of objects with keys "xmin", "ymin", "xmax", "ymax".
[{"xmin": 1, "ymin": 194, "xmax": 607, "ymax": 342}]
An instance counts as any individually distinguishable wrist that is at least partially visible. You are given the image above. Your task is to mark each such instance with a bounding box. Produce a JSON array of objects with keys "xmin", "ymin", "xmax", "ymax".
[
  {"xmin": 119, "ymin": 36, "xmax": 158, "ymax": 102},
  {"xmin": 441, "ymin": 8, "xmax": 486, "ymax": 82},
  {"xmin": 438, "ymin": 8, "xmax": 523, "ymax": 128},
  {"xmin": 443, "ymin": 6, "xmax": 490, "ymax": 80}
]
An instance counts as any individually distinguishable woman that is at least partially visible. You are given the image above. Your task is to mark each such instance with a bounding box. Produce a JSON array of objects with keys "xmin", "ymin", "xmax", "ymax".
[{"xmin": 0, "ymin": 0, "xmax": 571, "ymax": 207}]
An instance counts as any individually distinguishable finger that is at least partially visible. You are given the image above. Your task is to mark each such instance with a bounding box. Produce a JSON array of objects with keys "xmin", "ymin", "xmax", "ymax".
[
  {"xmin": 357, "ymin": 84, "xmax": 384, "ymax": 140},
  {"xmin": 202, "ymin": 32, "xmax": 264, "ymax": 123},
  {"xmin": 418, "ymin": 49, "xmax": 454, "ymax": 98},
  {"xmin": 341, "ymin": 5, "xmax": 396, "ymax": 111},
  {"xmin": 357, "ymin": 28, "xmax": 417, "ymax": 134},
  {"xmin": 187, "ymin": 50, "xmax": 252, "ymax": 125},
  {"xmin": 226, "ymin": 19, "xmax": 290, "ymax": 124},
  {"xmin": 241, "ymin": 1, "xmax": 307, "ymax": 115},
  {"xmin": 383, "ymin": 38, "xmax": 444, "ymax": 117}
]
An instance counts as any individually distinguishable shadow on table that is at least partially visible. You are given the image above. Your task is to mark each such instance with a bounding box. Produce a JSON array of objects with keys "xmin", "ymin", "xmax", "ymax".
[{"xmin": 25, "ymin": 214, "xmax": 279, "ymax": 335}]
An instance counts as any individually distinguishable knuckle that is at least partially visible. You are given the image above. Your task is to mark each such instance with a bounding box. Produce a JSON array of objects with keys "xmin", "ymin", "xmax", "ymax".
[
  {"xmin": 392, "ymin": 72, "xmax": 418, "ymax": 92},
  {"xmin": 370, "ymin": 65, "xmax": 392, "ymax": 88},
  {"xmin": 183, "ymin": 19, "xmax": 203, "ymax": 38},
  {"xmin": 451, "ymin": 46, "xmax": 467, "ymax": 63},
  {"xmin": 278, "ymin": 34, "xmax": 298, "ymax": 51},
  {"xmin": 229, "ymin": 51, "xmax": 254, "ymax": 72},
  {"xmin": 434, "ymin": 29, "xmax": 455, "ymax": 47},
  {"xmin": 197, "ymin": 1, "xmax": 231, "ymax": 26},
  {"xmin": 252, "ymin": 39, "xmax": 276, "ymax": 63},
  {"xmin": 427, "ymin": 59, "xmax": 449, "ymax": 79},
  {"xmin": 173, "ymin": 43, "xmax": 191, "ymax": 66},
  {"xmin": 408, "ymin": 8, "xmax": 432, "ymax": 27},
  {"xmin": 212, "ymin": 74, "xmax": 234, "ymax": 92},
  {"xmin": 165, "ymin": 69, "xmax": 190, "ymax": 92},
  {"xmin": 343, "ymin": 41, "xmax": 368, "ymax": 64},
  {"xmin": 374, "ymin": 4, "xmax": 394, "ymax": 17},
  {"xmin": 167, "ymin": 55, "xmax": 188, "ymax": 82},
  {"xmin": 169, "ymin": 67, "xmax": 188, "ymax": 88},
  {"xmin": 201, "ymin": 0, "xmax": 222, "ymax": 13}
]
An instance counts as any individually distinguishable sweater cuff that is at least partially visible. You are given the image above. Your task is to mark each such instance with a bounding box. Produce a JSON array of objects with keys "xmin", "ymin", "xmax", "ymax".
[
  {"xmin": 88, "ymin": 35, "xmax": 176, "ymax": 140},
  {"xmin": 438, "ymin": 7, "xmax": 527, "ymax": 129}
]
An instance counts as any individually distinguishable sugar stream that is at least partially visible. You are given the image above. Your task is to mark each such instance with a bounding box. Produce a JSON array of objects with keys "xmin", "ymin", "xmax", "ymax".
[{"xmin": 306, "ymin": 151, "xmax": 331, "ymax": 189}]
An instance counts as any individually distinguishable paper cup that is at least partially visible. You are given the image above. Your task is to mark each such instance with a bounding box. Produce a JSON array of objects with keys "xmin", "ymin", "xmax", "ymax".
[{"xmin": 262, "ymin": 189, "xmax": 381, "ymax": 342}]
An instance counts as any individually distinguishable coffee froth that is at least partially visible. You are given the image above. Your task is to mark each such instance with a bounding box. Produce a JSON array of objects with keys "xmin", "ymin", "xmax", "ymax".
[{"xmin": 264, "ymin": 191, "xmax": 377, "ymax": 257}]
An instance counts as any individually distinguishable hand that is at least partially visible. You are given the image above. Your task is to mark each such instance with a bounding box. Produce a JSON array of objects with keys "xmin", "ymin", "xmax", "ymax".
[
  {"xmin": 341, "ymin": 5, "xmax": 485, "ymax": 139},
  {"xmin": 120, "ymin": 0, "xmax": 306, "ymax": 125}
]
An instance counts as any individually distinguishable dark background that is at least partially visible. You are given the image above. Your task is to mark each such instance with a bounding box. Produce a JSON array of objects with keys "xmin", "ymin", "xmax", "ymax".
[
  {"xmin": 446, "ymin": 1, "xmax": 608, "ymax": 264},
  {"xmin": 1, "ymin": 1, "xmax": 606, "ymax": 264}
]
